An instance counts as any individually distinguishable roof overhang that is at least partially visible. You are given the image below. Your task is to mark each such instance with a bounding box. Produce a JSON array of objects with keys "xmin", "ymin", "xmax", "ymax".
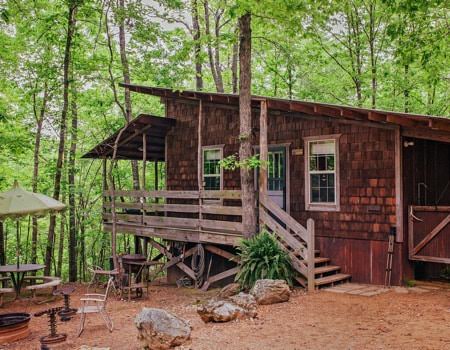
[
  {"xmin": 82, "ymin": 114, "xmax": 176, "ymax": 161},
  {"xmin": 120, "ymin": 83, "xmax": 450, "ymax": 143}
]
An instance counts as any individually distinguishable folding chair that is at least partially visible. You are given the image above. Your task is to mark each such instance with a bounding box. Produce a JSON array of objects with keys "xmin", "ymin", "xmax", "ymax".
[{"xmin": 77, "ymin": 276, "xmax": 114, "ymax": 337}]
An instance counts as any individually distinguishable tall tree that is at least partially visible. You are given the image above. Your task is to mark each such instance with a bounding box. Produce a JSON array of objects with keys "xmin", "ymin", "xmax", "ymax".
[
  {"xmin": 238, "ymin": 11, "xmax": 256, "ymax": 237},
  {"xmin": 45, "ymin": 1, "xmax": 78, "ymax": 275},
  {"xmin": 191, "ymin": 0, "xmax": 203, "ymax": 90},
  {"xmin": 31, "ymin": 82, "xmax": 48, "ymax": 264},
  {"xmin": 68, "ymin": 75, "xmax": 78, "ymax": 281}
]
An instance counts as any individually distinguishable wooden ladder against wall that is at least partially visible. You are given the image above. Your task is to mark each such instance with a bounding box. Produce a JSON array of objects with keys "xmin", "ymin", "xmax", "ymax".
[{"xmin": 259, "ymin": 195, "xmax": 351, "ymax": 290}]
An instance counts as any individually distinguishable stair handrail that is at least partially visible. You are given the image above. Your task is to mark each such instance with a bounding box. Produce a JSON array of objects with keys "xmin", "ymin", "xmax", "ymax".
[{"xmin": 259, "ymin": 194, "xmax": 315, "ymax": 291}]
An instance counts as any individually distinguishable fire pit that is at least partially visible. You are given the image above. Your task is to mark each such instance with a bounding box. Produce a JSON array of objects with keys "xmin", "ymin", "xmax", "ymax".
[{"xmin": 0, "ymin": 313, "xmax": 31, "ymax": 344}]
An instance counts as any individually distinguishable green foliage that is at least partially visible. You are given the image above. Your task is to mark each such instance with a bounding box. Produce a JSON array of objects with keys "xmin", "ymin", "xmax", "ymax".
[
  {"xmin": 235, "ymin": 228, "xmax": 293, "ymax": 289},
  {"xmin": 220, "ymin": 154, "xmax": 265, "ymax": 171},
  {"xmin": 405, "ymin": 279, "xmax": 417, "ymax": 288}
]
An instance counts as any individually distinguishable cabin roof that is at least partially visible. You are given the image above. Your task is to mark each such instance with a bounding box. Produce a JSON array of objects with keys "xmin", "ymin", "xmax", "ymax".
[
  {"xmin": 82, "ymin": 114, "xmax": 176, "ymax": 160},
  {"xmin": 120, "ymin": 83, "xmax": 450, "ymax": 139}
]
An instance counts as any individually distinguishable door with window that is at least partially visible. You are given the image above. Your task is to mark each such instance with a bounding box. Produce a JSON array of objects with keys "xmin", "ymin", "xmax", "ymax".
[{"xmin": 266, "ymin": 147, "xmax": 287, "ymax": 210}]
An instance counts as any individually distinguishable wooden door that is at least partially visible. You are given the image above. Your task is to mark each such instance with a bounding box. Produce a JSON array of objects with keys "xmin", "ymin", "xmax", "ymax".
[{"xmin": 408, "ymin": 206, "xmax": 450, "ymax": 264}]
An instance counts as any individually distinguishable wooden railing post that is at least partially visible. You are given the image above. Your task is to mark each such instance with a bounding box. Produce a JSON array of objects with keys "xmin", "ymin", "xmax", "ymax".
[{"xmin": 306, "ymin": 218, "xmax": 315, "ymax": 292}]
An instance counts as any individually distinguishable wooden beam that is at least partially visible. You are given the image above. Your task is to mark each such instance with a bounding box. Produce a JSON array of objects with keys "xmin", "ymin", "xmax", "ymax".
[
  {"xmin": 386, "ymin": 114, "xmax": 419, "ymax": 128},
  {"xmin": 368, "ymin": 111, "xmax": 387, "ymax": 122},
  {"xmin": 201, "ymin": 266, "xmax": 239, "ymax": 291},
  {"xmin": 204, "ymin": 245, "xmax": 238, "ymax": 261},
  {"xmin": 259, "ymin": 100, "xmax": 268, "ymax": 196},
  {"xmin": 394, "ymin": 127, "xmax": 403, "ymax": 242},
  {"xmin": 314, "ymin": 105, "xmax": 341, "ymax": 118},
  {"xmin": 402, "ymin": 127, "xmax": 450, "ymax": 144},
  {"xmin": 289, "ymin": 101, "xmax": 314, "ymax": 115},
  {"xmin": 428, "ymin": 119, "xmax": 450, "ymax": 133}
]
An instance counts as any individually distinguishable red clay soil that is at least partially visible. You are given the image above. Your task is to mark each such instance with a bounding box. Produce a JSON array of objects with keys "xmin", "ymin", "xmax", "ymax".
[{"xmin": 1, "ymin": 282, "xmax": 449, "ymax": 350}]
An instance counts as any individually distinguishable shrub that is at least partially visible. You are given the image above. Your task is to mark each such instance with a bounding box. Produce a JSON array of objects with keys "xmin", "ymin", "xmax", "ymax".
[{"xmin": 235, "ymin": 228, "xmax": 293, "ymax": 289}]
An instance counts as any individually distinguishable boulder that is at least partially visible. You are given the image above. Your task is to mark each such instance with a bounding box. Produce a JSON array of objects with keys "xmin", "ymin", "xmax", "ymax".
[
  {"xmin": 197, "ymin": 299, "xmax": 254, "ymax": 323},
  {"xmin": 229, "ymin": 292, "xmax": 257, "ymax": 315},
  {"xmin": 217, "ymin": 283, "xmax": 241, "ymax": 298},
  {"xmin": 135, "ymin": 308, "xmax": 191, "ymax": 350},
  {"xmin": 250, "ymin": 279, "xmax": 291, "ymax": 305}
]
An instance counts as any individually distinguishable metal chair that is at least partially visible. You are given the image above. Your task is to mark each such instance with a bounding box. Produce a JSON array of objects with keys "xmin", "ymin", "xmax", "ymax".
[{"xmin": 77, "ymin": 276, "xmax": 114, "ymax": 337}]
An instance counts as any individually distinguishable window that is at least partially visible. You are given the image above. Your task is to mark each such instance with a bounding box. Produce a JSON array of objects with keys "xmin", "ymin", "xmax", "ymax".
[
  {"xmin": 203, "ymin": 147, "xmax": 223, "ymax": 190},
  {"xmin": 305, "ymin": 135, "xmax": 340, "ymax": 211}
]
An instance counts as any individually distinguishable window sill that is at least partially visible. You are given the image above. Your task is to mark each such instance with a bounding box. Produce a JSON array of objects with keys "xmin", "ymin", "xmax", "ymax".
[{"xmin": 306, "ymin": 203, "xmax": 340, "ymax": 212}]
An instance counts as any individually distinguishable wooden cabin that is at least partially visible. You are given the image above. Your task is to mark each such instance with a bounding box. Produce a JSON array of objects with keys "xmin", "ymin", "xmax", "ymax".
[{"xmin": 83, "ymin": 84, "xmax": 450, "ymax": 290}]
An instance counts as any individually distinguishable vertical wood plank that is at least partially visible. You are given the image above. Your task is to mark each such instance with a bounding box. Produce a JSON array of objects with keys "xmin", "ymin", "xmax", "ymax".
[
  {"xmin": 395, "ymin": 127, "xmax": 403, "ymax": 242},
  {"xmin": 197, "ymin": 100, "xmax": 203, "ymax": 225},
  {"xmin": 259, "ymin": 99, "xmax": 268, "ymax": 195},
  {"xmin": 307, "ymin": 218, "xmax": 315, "ymax": 291}
]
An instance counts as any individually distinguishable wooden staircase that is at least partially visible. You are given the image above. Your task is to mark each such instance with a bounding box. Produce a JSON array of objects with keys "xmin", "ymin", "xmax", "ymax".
[{"xmin": 259, "ymin": 195, "xmax": 351, "ymax": 290}]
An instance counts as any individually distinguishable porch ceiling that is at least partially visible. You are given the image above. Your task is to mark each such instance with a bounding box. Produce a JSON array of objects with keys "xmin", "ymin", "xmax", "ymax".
[{"xmin": 82, "ymin": 114, "xmax": 176, "ymax": 161}]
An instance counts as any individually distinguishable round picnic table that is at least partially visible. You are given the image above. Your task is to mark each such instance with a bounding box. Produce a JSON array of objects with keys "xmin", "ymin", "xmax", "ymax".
[{"xmin": 0, "ymin": 264, "xmax": 45, "ymax": 298}]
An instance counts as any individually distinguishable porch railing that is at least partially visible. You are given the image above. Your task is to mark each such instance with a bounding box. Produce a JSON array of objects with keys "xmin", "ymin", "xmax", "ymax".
[{"xmin": 103, "ymin": 190, "xmax": 243, "ymax": 235}]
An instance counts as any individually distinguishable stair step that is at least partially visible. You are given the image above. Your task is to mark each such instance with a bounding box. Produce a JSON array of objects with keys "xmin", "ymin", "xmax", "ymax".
[
  {"xmin": 315, "ymin": 265, "xmax": 340, "ymax": 275},
  {"xmin": 315, "ymin": 273, "xmax": 351, "ymax": 287},
  {"xmin": 314, "ymin": 257, "xmax": 330, "ymax": 265}
]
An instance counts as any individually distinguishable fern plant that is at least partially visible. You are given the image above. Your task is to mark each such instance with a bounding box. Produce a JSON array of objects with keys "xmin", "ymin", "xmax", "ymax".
[{"xmin": 235, "ymin": 228, "xmax": 293, "ymax": 289}]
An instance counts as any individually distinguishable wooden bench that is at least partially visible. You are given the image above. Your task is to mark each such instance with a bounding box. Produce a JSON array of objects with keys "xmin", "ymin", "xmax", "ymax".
[
  {"xmin": 0, "ymin": 277, "xmax": 15, "ymax": 306},
  {"xmin": 24, "ymin": 276, "xmax": 61, "ymax": 299}
]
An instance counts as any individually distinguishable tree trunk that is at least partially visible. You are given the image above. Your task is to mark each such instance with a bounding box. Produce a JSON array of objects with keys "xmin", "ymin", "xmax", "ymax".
[
  {"xmin": 191, "ymin": 0, "xmax": 203, "ymax": 90},
  {"xmin": 117, "ymin": 0, "xmax": 140, "ymax": 253},
  {"xmin": 231, "ymin": 25, "xmax": 239, "ymax": 93},
  {"xmin": 238, "ymin": 12, "xmax": 257, "ymax": 238},
  {"xmin": 117, "ymin": 0, "xmax": 140, "ymax": 190},
  {"xmin": 0, "ymin": 222, "xmax": 5, "ymax": 266},
  {"xmin": 68, "ymin": 78, "xmax": 78, "ymax": 282},
  {"xmin": 404, "ymin": 64, "xmax": 409, "ymax": 113},
  {"xmin": 31, "ymin": 82, "xmax": 48, "ymax": 265},
  {"xmin": 203, "ymin": 0, "xmax": 224, "ymax": 92},
  {"xmin": 56, "ymin": 209, "xmax": 65, "ymax": 277},
  {"xmin": 368, "ymin": 2, "xmax": 377, "ymax": 109},
  {"xmin": 45, "ymin": 3, "xmax": 77, "ymax": 275}
]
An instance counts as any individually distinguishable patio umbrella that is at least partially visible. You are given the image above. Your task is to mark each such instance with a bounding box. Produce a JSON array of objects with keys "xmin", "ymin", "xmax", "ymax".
[{"xmin": 0, "ymin": 180, "xmax": 65, "ymax": 267}]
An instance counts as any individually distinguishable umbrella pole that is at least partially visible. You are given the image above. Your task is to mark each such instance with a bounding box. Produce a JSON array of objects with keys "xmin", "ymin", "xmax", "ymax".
[{"xmin": 16, "ymin": 220, "xmax": 20, "ymax": 269}]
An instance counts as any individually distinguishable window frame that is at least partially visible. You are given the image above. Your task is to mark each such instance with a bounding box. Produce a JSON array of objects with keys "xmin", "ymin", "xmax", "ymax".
[
  {"xmin": 202, "ymin": 145, "xmax": 224, "ymax": 191},
  {"xmin": 304, "ymin": 134, "xmax": 341, "ymax": 212}
]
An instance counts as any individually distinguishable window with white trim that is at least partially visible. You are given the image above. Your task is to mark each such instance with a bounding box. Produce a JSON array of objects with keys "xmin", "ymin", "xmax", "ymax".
[
  {"xmin": 203, "ymin": 147, "xmax": 222, "ymax": 190},
  {"xmin": 305, "ymin": 136, "xmax": 340, "ymax": 211}
]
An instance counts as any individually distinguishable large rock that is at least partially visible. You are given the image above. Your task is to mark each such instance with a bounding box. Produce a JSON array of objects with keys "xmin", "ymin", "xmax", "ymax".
[
  {"xmin": 250, "ymin": 279, "xmax": 291, "ymax": 305},
  {"xmin": 135, "ymin": 308, "xmax": 191, "ymax": 350},
  {"xmin": 197, "ymin": 299, "xmax": 255, "ymax": 323},
  {"xmin": 217, "ymin": 283, "xmax": 241, "ymax": 298}
]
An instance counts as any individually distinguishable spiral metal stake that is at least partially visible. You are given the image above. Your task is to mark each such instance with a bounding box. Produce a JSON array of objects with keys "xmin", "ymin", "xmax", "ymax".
[
  {"xmin": 54, "ymin": 286, "xmax": 77, "ymax": 320},
  {"xmin": 34, "ymin": 307, "xmax": 67, "ymax": 345}
]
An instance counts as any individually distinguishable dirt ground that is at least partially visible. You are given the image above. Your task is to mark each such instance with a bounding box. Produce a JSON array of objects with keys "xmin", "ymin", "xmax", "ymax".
[{"xmin": 1, "ymin": 281, "xmax": 449, "ymax": 350}]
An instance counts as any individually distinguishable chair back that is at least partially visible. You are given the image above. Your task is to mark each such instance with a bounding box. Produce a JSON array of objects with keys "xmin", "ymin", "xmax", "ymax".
[{"xmin": 103, "ymin": 276, "xmax": 115, "ymax": 306}]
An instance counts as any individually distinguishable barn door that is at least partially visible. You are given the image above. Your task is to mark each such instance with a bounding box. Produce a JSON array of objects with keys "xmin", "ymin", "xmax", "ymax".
[{"xmin": 408, "ymin": 206, "xmax": 450, "ymax": 264}]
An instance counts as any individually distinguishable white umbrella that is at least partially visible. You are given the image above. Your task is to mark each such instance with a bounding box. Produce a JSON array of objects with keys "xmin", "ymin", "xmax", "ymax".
[{"xmin": 0, "ymin": 180, "xmax": 65, "ymax": 267}]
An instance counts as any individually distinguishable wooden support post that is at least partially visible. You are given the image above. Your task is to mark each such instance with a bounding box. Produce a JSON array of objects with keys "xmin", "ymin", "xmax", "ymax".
[
  {"xmin": 306, "ymin": 218, "xmax": 315, "ymax": 292},
  {"xmin": 154, "ymin": 161, "xmax": 158, "ymax": 190},
  {"xmin": 197, "ymin": 100, "xmax": 203, "ymax": 229},
  {"xmin": 394, "ymin": 127, "xmax": 403, "ymax": 242},
  {"xmin": 259, "ymin": 99, "xmax": 268, "ymax": 196}
]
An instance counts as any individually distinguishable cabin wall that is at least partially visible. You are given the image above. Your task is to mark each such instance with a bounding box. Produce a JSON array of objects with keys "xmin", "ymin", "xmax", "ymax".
[{"xmin": 165, "ymin": 99, "xmax": 405, "ymax": 285}]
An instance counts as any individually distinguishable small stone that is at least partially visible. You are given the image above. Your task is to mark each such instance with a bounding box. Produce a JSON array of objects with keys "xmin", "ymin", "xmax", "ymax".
[
  {"xmin": 217, "ymin": 283, "xmax": 241, "ymax": 298},
  {"xmin": 229, "ymin": 292, "xmax": 257, "ymax": 316},
  {"xmin": 393, "ymin": 287, "xmax": 409, "ymax": 294},
  {"xmin": 197, "ymin": 299, "xmax": 253, "ymax": 323},
  {"xmin": 250, "ymin": 279, "xmax": 291, "ymax": 305}
]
